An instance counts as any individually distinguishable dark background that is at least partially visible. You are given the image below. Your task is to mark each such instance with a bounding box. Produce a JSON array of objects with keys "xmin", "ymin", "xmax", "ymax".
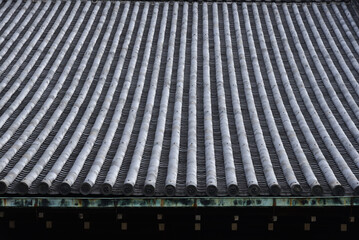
[{"xmin": 0, "ymin": 206, "xmax": 358, "ymax": 239}]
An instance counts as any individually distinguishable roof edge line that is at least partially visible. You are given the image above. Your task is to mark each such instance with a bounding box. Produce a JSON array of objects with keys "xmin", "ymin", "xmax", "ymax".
[{"xmin": 0, "ymin": 196, "xmax": 357, "ymax": 208}]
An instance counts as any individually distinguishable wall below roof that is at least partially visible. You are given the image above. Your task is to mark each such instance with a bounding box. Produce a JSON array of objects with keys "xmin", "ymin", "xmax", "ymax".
[{"xmin": 0, "ymin": 205, "xmax": 358, "ymax": 238}]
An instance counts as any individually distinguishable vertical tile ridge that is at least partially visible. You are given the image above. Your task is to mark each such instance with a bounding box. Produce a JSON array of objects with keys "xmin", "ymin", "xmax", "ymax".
[
  {"xmin": 75, "ymin": 2, "xmax": 131, "ymax": 195},
  {"xmin": 0, "ymin": 1, "xmax": 86, "ymax": 194},
  {"xmin": 251, "ymin": 3, "xmax": 301, "ymax": 194},
  {"xmin": 66, "ymin": 2, "xmax": 138, "ymax": 196},
  {"xmin": 0, "ymin": 1, "xmax": 66, "ymax": 135},
  {"xmin": 0, "ymin": 1, "xmax": 71, "ymax": 170},
  {"xmin": 0, "ymin": 2, "xmax": 74, "ymax": 149},
  {"xmin": 284, "ymin": 3, "xmax": 359, "ymax": 194},
  {"xmin": 0, "ymin": 1, "xmax": 42, "ymax": 59},
  {"xmin": 0, "ymin": 0, "xmax": 35, "ymax": 46},
  {"xmin": 331, "ymin": 4, "xmax": 359, "ymax": 56},
  {"xmin": 0, "ymin": 0, "xmax": 22, "ymax": 34},
  {"xmin": 45, "ymin": 1, "xmax": 109, "ymax": 193},
  {"xmin": 130, "ymin": 3, "xmax": 169, "ymax": 197},
  {"xmin": 309, "ymin": 4, "xmax": 359, "ymax": 109},
  {"xmin": 273, "ymin": 3, "xmax": 342, "ymax": 195},
  {"xmin": 202, "ymin": 2, "xmax": 218, "ymax": 196},
  {"xmin": 262, "ymin": 3, "xmax": 322, "ymax": 195},
  {"xmin": 0, "ymin": 1, "xmax": 61, "ymax": 101},
  {"xmin": 15, "ymin": 1, "xmax": 94, "ymax": 193},
  {"xmin": 101, "ymin": 2, "xmax": 151, "ymax": 193},
  {"xmin": 53, "ymin": 1, "xmax": 126, "ymax": 195},
  {"xmin": 140, "ymin": 2, "xmax": 179, "ymax": 196},
  {"xmin": 341, "ymin": 3, "xmax": 359, "ymax": 38},
  {"xmin": 75, "ymin": 2, "xmax": 138, "ymax": 194},
  {"xmin": 223, "ymin": 3, "xmax": 259, "ymax": 196},
  {"xmin": 185, "ymin": 2, "xmax": 198, "ymax": 197},
  {"xmin": 0, "ymin": 1, "xmax": 51, "ymax": 68},
  {"xmin": 316, "ymin": 4, "xmax": 359, "ymax": 122},
  {"xmin": 320, "ymin": 3, "xmax": 359, "ymax": 72},
  {"xmin": 212, "ymin": 3, "xmax": 238, "ymax": 197},
  {"xmin": 164, "ymin": 2, "xmax": 188, "ymax": 197},
  {"xmin": 115, "ymin": 3, "xmax": 160, "ymax": 196},
  {"xmin": 0, "ymin": 1, "xmax": 13, "ymax": 22},
  {"xmin": 297, "ymin": 4, "xmax": 359, "ymax": 170},
  {"xmin": 36, "ymin": 2, "xmax": 105, "ymax": 193},
  {"xmin": 238, "ymin": 2, "xmax": 280, "ymax": 196},
  {"xmin": 55, "ymin": 2, "xmax": 125, "ymax": 195}
]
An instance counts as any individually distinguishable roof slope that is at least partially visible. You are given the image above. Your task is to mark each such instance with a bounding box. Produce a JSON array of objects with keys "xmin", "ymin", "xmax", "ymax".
[{"xmin": 0, "ymin": 0, "xmax": 359, "ymax": 197}]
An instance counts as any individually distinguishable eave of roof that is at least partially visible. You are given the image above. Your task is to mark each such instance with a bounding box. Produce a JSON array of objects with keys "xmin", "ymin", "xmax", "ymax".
[{"xmin": 0, "ymin": 196, "xmax": 358, "ymax": 208}]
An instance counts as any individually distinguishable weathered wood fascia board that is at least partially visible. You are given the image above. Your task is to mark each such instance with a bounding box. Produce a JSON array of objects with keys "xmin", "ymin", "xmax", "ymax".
[{"xmin": 0, "ymin": 197, "xmax": 358, "ymax": 208}]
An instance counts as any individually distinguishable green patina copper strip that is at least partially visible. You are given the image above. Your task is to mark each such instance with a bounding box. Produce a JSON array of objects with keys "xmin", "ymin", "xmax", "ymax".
[{"xmin": 0, "ymin": 197, "xmax": 358, "ymax": 208}]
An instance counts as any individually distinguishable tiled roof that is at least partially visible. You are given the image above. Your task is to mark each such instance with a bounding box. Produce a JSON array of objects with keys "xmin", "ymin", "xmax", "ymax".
[{"xmin": 0, "ymin": 0, "xmax": 359, "ymax": 197}]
